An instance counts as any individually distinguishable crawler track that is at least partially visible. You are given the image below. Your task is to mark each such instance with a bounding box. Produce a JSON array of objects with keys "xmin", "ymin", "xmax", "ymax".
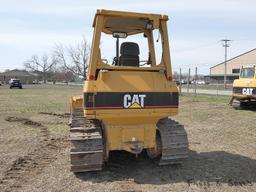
[
  {"xmin": 231, "ymin": 99, "xmax": 241, "ymax": 109},
  {"xmin": 70, "ymin": 108, "xmax": 104, "ymax": 172},
  {"xmin": 157, "ymin": 118, "xmax": 189, "ymax": 165}
]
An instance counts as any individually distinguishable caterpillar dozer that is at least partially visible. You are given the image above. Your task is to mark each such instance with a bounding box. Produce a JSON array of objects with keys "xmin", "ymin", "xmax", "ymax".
[
  {"xmin": 69, "ymin": 9, "xmax": 189, "ymax": 172},
  {"xmin": 230, "ymin": 64, "xmax": 256, "ymax": 107}
]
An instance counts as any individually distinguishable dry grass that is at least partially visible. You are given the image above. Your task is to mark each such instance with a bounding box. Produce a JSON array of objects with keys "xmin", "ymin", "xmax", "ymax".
[{"xmin": 0, "ymin": 84, "xmax": 255, "ymax": 192}]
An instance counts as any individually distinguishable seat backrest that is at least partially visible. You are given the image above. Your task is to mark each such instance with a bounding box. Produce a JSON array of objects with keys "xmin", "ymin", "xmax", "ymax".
[{"xmin": 119, "ymin": 42, "xmax": 140, "ymax": 67}]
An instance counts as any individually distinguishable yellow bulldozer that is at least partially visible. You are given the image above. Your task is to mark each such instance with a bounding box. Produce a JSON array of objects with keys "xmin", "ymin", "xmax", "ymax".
[
  {"xmin": 230, "ymin": 64, "xmax": 256, "ymax": 107},
  {"xmin": 69, "ymin": 9, "xmax": 189, "ymax": 172}
]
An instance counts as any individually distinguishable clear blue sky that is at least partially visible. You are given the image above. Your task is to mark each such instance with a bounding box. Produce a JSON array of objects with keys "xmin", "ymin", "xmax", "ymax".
[{"xmin": 0, "ymin": 0, "xmax": 256, "ymax": 74}]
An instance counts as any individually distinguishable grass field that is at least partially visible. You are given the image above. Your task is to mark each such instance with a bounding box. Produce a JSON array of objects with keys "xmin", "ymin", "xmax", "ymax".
[{"xmin": 0, "ymin": 84, "xmax": 255, "ymax": 192}]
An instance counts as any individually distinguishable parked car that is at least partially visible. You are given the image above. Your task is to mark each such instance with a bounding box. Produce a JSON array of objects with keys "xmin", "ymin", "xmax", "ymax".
[
  {"xmin": 32, "ymin": 80, "xmax": 40, "ymax": 84},
  {"xmin": 191, "ymin": 80, "xmax": 206, "ymax": 85},
  {"xmin": 174, "ymin": 80, "xmax": 180, "ymax": 85},
  {"xmin": 181, "ymin": 80, "xmax": 186, "ymax": 84},
  {"xmin": 181, "ymin": 80, "xmax": 192, "ymax": 84},
  {"xmin": 9, "ymin": 79, "xmax": 22, "ymax": 89},
  {"xmin": 196, "ymin": 80, "xmax": 206, "ymax": 85}
]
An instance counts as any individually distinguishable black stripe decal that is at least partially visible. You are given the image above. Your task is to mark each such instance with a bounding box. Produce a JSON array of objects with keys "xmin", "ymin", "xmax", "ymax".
[{"xmin": 84, "ymin": 92, "xmax": 178, "ymax": 109}]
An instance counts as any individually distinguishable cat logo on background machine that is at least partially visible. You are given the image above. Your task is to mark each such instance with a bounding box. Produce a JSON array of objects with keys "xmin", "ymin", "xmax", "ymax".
[
  {"xmin": 242, "ymin": 88, "xmax": 253, "ymax": 96},
  {"xmin": 123, "ymin": 94, "xmax": 146, "ymax": 108}
]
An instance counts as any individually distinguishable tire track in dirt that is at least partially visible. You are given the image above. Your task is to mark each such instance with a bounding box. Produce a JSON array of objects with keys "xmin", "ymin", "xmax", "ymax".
[
  {"xmin": 38, "ymin": 112, "xmax": 70, "ymax": 118},
  {"xmin": 0, "ymin": 116, "xmax": 68, "ymax": 192}
]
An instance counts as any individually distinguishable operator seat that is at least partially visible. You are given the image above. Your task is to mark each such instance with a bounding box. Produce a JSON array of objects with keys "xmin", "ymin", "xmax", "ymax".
[{"xmin": 119, "ymin": 42, "xmax": 140, "ymax": 67}]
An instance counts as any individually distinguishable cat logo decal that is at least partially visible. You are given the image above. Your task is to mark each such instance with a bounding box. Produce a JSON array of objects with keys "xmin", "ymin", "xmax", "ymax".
[{"xmin": 123, "ymin": 94, "xmax": 146, "ymax": 108}]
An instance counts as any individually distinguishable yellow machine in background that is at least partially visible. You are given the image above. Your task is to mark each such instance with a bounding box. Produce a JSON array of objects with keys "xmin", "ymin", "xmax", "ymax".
[
  {"xmin": 69, "ymin": 10, "xmax": 189, "ymax": 172},
  {"xmin": 230, "ymin": 65, "xmax": 256, "ymax": 107}
]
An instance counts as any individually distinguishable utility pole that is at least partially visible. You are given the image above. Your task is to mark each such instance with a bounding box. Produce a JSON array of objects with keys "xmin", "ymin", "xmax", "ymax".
[
  {"xmin": 221, "ymin": 39, "xmax": 231, "ymax": 89},
  {"xmin": 187, "ymin": 68, "xmax": 190, "ymax": 93},
  {"xmin": 179, "ymin": 68, "xmax": 182, "ymax": 95},
  {"xmin": 194, "ymin": 67, "xmax": 197, "ymax": 97}
]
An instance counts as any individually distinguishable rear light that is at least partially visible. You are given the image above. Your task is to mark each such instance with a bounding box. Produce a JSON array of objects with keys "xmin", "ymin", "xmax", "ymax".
[
  {"xmin": 89, "ymin": 75, "xmax": 95, "ymax": 80},
  {"xmin": 167, "ymin": 76, "xmax": 172, "ymax": 81}
]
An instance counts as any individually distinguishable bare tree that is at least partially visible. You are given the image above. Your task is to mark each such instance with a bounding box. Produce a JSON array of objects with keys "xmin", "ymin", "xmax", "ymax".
[
  {"xmin": 54, "ymin": 38, "xmax": 89, "ymax": 80},
  {"xmin": 24, "ymin": 54, "xmax": 57, "ymax": 83},
  {"xmin": 52, "ymin": 65, "xmax": 75, "ymax": 83}
]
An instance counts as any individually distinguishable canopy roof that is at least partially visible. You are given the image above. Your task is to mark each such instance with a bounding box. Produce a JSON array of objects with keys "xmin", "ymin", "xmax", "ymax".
[{"xmin": 93, "ymin": 9, "xmax": 168, "ymax": 35}]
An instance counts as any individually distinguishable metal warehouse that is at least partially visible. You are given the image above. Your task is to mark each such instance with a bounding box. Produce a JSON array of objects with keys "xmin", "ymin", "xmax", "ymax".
[{"xmin": 210, "ymin": 48, "xmax": 256, "ymax": 81}]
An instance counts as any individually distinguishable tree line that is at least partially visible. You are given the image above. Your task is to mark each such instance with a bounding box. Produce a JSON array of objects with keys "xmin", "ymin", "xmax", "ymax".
[{"xmin": 24, "ymin": 38, "xmax": 90, "ymax": 83}]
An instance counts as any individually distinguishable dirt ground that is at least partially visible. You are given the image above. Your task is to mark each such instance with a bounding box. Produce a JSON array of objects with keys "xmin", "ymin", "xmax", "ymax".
[{"xmin": 0, "ymin": 84, "xmax": 255, "ymax": 192}]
